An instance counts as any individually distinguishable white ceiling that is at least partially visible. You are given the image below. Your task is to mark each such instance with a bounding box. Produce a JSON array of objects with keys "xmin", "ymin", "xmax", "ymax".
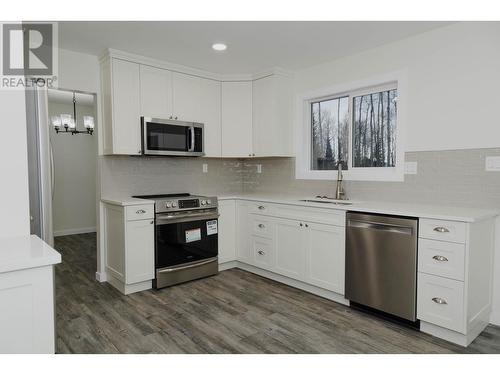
[{"xmin": 59, "ymin": 21, "xmax": 453, "ymax": 74}]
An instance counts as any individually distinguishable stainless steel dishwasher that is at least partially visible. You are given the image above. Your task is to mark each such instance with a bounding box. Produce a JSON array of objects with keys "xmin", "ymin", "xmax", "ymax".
[{"xmin": 345, "ymin": 212, "xmax": 418, "ymax": 322}]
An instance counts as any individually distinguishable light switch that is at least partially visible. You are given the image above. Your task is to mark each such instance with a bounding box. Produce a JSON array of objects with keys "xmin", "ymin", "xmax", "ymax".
[
  {"xmin": 202, "ymin": 163, "xmax": 208, "ymax": 173},
  {"xmin": 404, "ymin": 161, "xmax": 418, "ymax": 175},
  {"xmin": 256, "ymin": 164, "xmax": 262, "ymax": 174},
  {"xmin": 485, "ymin": 156, "xmax": 500, "ymax": 171}
]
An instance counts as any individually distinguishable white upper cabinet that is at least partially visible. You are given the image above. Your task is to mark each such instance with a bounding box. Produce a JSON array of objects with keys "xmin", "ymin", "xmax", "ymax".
[
  {"xmin": 172, "ymin": 72, "xmax": 222, "ymax": 157},
  {"xmin": 100, "ymin": 51, "xmax": 293, "ymax": 158},
  {"xmin": 221, "ymin": 81, "xmax": 253, "ymax": 157},
  {"xmin": 252, "ymin": 74, "xmax": 293, "ymax": 157},
  {"xmin": 139, "ymin": 65, "xmax": 173, "ymax": 119},
  {"xmin": 101, "ymin": 58, "xmax": 142, "ymax": 155}
]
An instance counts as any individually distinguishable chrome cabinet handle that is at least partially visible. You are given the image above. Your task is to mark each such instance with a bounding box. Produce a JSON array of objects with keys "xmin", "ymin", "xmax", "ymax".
[
  {"xmin": 257, "ymin": 250, "xmax": 265, "ymax": 255},
  {"xmin": 258, "ymin": 205, "xmax": 265, "ymax": 210},
  {"xmin": 433, "ymin": 226, "xmax": 450, "ymax": 233},
  {"xmin": 136, "ymin": 209, "xmax": 146, "ymax": 214},
  {"xmin": 432, "ymin": 255, "xmax": 449, "ymax": 262},
  {"xmin": 432, "ymin": 297, "xmax": 448, "ymax": 305},
  {"xmin": 258, "ymin": 224, "xmax": 265, "ymax": 229}
]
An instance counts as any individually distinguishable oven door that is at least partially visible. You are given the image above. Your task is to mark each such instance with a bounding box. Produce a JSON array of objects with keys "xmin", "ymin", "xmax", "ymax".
[
  {"xmin": 141, "ymin": 117, "xmax": 204, "ymax": 156},
  {"xmin": 155, "ymin": 210, "xmax": 219, "ymax": 270}
]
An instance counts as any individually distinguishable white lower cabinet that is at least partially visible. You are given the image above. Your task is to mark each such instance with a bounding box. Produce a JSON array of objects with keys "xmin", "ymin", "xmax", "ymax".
[
  {"xmin": 102, "ymin": 201, "xmax": 155, "ymax": 294},
  {"xmin": 231, "ymin": 199, "xmax": 346, "ymax": 295},
  {"xmin": 417, "ymin": 217, "xmax": 495, "ymax": 346},
  {"xmin": 274, "ymin": 218, "xmax": 306, "ymax": 279},
  {"xmin": 305, "ymin": 222, "xmax": 345, "ymax": 295}
]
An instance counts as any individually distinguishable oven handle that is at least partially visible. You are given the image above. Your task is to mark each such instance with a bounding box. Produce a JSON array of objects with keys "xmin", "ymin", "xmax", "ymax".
[
  {"xmin": 157, "ymin": 257, "xmax": 218, "ymax": 273},
  {"xmin": 155, "ymin": 211, "xmax": 219, "ymax": 225}
]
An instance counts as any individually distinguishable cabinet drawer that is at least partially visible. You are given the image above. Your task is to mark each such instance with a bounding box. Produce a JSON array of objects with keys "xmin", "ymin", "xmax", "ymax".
[
  {"xmin": 249, "ymin": 202, "xmax": 274, "ymax": 215},
  {"xmin": 250, "ymin": 214, "xmax": 274, "ymax": 239},
  {"xmin": 125, "ymin": 205, "xmax": 154, "ymax": 221},
  {"xmin": 252, "ymin": 236, "xmax": 274, "ymax": 270},
  {"xmin": 419, "ymin": 219, "xmax": 466, "ymax": 243},
  {"xmin": 418, "ymin": 239, "xmax": 465, "ymax": 281},
  {"xmin": 273, "ymin": 205, "xmax": 345, "ymax": 227},
  {"xmin": 417, "ymin": 273, "xmax": 465, "ymax": 333}
]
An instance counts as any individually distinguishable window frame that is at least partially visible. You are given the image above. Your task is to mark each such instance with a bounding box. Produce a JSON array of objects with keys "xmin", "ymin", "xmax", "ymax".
[{"xmin": 295, "ymin": 70, "xmax": 407, "ymax": 182}]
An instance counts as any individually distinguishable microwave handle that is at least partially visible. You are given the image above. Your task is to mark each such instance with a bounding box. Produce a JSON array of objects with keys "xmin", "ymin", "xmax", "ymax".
[{"xmin": 188, "ymin": 125, "xmax": 195, "ymax": 152}]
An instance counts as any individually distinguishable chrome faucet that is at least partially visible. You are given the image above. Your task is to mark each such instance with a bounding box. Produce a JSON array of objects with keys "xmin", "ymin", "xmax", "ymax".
[{"xmin": 335, "ymin": 163, "xmax": 345, "ymax": 200}]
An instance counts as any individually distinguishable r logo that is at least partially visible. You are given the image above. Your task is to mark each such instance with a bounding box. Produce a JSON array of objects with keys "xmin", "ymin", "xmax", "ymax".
[{"xmin": 2, "ymin": 23, "xmax": 53, "ymax": 76}]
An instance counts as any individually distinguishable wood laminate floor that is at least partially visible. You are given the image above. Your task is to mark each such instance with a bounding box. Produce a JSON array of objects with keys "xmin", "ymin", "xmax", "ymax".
[{"xmin": 54, "ymin": 233, "xmax": 500, "ymax": 354}]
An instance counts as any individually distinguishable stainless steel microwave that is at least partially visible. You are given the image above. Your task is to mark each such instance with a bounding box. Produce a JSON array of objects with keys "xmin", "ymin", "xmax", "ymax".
[{"xmin": 141, "ymin": 117, "xmax": 204, "ymax": 156}]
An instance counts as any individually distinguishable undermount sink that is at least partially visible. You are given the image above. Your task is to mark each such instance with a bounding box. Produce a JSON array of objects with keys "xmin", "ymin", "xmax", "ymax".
[{"xmin": 299, "ymin": 199, "xmax": 353, "ymax": 206}]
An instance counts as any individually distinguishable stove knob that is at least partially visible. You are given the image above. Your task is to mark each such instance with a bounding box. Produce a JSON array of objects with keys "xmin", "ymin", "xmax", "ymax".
[
  {"xmin": 171, "ymin": 202, "xmax": 177, "ymax": 208},
  {"xmin": 206, "ymin": 199, "xmax": 211, "ymax": 205},
  {"xmin": 165, "ymin": 201, "xmax": 172, "ymax": 208},
  {"xmin": 201, "ymin": 200, "xmax": 207, "ymax": 206}
]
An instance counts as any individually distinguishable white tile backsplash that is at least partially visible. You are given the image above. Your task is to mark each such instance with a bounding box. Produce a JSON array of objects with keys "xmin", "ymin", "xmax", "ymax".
[{"xmin": 100, "ymin": 148, "xmax": 500, "ymax": 209}]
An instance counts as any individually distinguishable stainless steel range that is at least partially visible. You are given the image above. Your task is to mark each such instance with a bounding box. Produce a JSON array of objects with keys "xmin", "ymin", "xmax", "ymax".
[{"xmin": 132, "ymin": 193, "xmax": 219, "ymax": 289}]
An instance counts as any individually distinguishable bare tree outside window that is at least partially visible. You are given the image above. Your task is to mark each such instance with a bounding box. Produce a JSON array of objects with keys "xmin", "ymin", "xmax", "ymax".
[
  {"xmin": 353, "ymin": 89, "xmax": 397, "ymax": 167},
  {"xmin": 311, "ymin": 96, "xmax": 349, "ymax": 170}
]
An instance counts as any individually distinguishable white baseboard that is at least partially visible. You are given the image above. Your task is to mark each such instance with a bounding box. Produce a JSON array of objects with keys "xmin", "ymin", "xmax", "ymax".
[{"xmin": 53, "ymin": 226, "xmax": 96, "ymax": 237}]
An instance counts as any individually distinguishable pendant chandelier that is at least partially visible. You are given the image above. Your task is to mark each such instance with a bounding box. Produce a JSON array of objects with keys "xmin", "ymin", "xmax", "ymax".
[{"xmin": 51, "ymin": 91, "xmax": 94, "ymax": 135}]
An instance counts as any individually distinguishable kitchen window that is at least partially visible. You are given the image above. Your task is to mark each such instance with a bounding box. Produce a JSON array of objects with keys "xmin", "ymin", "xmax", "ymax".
[{"xmin": 296, "ymin": 72, "xmax": 406, "ymax": 181}]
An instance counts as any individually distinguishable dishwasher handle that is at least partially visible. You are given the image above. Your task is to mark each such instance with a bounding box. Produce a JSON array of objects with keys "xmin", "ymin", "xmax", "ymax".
[{"xmin": 347, "ymin": 219, "xmax": 414, "ymax": 235}]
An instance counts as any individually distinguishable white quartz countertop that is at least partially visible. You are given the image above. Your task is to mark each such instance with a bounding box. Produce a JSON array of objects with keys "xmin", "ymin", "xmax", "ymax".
[
  {"xmin": 101, "ymin": 196, "xmax": 155, "ymax": 206},
  {"xmin": 217, "ymin": 193, "xmax": 499, "ymax": 223},
  {"xmin": 0, "ymin": 235, "xmax": 62, "ymax": 274},
  {"xmin": 100, "ymin": 193, "xmax": 499, "ymax": 222}
]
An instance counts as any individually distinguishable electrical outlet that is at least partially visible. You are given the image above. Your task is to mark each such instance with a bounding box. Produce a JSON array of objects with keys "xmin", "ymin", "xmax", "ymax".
[
  {"xmin": 404, "ymin": 161, "xmax": 418, "ymax": 175},
  {"xmin": 256, "ymin": 164, "xmax": 262, "ymax": 174},
  {"xmin": 202, "ymin": 163, "xmax": 208, "ymax": 173},
  {"xmin": 485, "ymin": 156, "xmax": 500, "ymax": 171}
]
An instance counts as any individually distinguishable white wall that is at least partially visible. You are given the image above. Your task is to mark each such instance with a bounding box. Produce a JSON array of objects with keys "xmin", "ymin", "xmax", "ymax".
[
  {"xmin": 294, "ymin": 22, "xmax": 500, "ymax": 152},
  {"xmin": 0, "ymin": 88, "xmax": 30, "ymax": 238},
  {"xmin": 293, "ymin": 22, "xmax": 500, "ymax": 325},
  {"xmin": 48, "ymin": 101, "xmax": 97, "ymax": 236}
]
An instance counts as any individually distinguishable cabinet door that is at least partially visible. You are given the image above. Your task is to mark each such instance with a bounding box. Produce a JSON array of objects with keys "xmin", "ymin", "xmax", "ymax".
[
  {"xmin": 221, "ymin": 81, "xmax": 253, "ymax": 157},
  {"xmin": 140, "ymin": 65, "xmax": 173, "ymax": 119},
  {"xmin": 305, "ymin": 222, "xmax": 345, "ymax": 294},
  {"xmin": 125, "ymin": 219, "xmax": 155, "ymax": 284},
  {"xmin": 172, "ymin": 72, "xmax": 221, "ymax": 157},
  {"xmin": 218, "ymin": 200, "xmax": 237, "ymax": 264},
  {"xmin": 274, "ymin": 218, "xmax": 306, "ymax": 280},
  {"xmin": 252, "ymin": 74, "xmax": 292, "ymax": 157},
  {"xmin": 111, "ymin": 58, "xmax": 142, "ymax": 155}
]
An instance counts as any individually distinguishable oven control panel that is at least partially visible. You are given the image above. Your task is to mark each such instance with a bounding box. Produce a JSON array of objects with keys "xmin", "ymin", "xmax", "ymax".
[{"xmin": 157, "ymin": 196, "xmax": 217, "ymax": 213}]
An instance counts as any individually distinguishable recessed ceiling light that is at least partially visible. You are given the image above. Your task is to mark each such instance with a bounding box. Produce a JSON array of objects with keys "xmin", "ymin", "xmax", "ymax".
[{"xmin": 212, "ymin": 43, "xmax": 227, "ymax": 51}]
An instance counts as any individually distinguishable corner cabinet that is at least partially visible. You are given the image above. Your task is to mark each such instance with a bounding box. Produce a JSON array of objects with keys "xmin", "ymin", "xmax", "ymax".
[
  {"xmin": 102, "ymin": 201, "xmax": 155, "ymax": 294},
  {"xmin": 252, "ymin": 74, "xmax": 293, "ymax": 157}
]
